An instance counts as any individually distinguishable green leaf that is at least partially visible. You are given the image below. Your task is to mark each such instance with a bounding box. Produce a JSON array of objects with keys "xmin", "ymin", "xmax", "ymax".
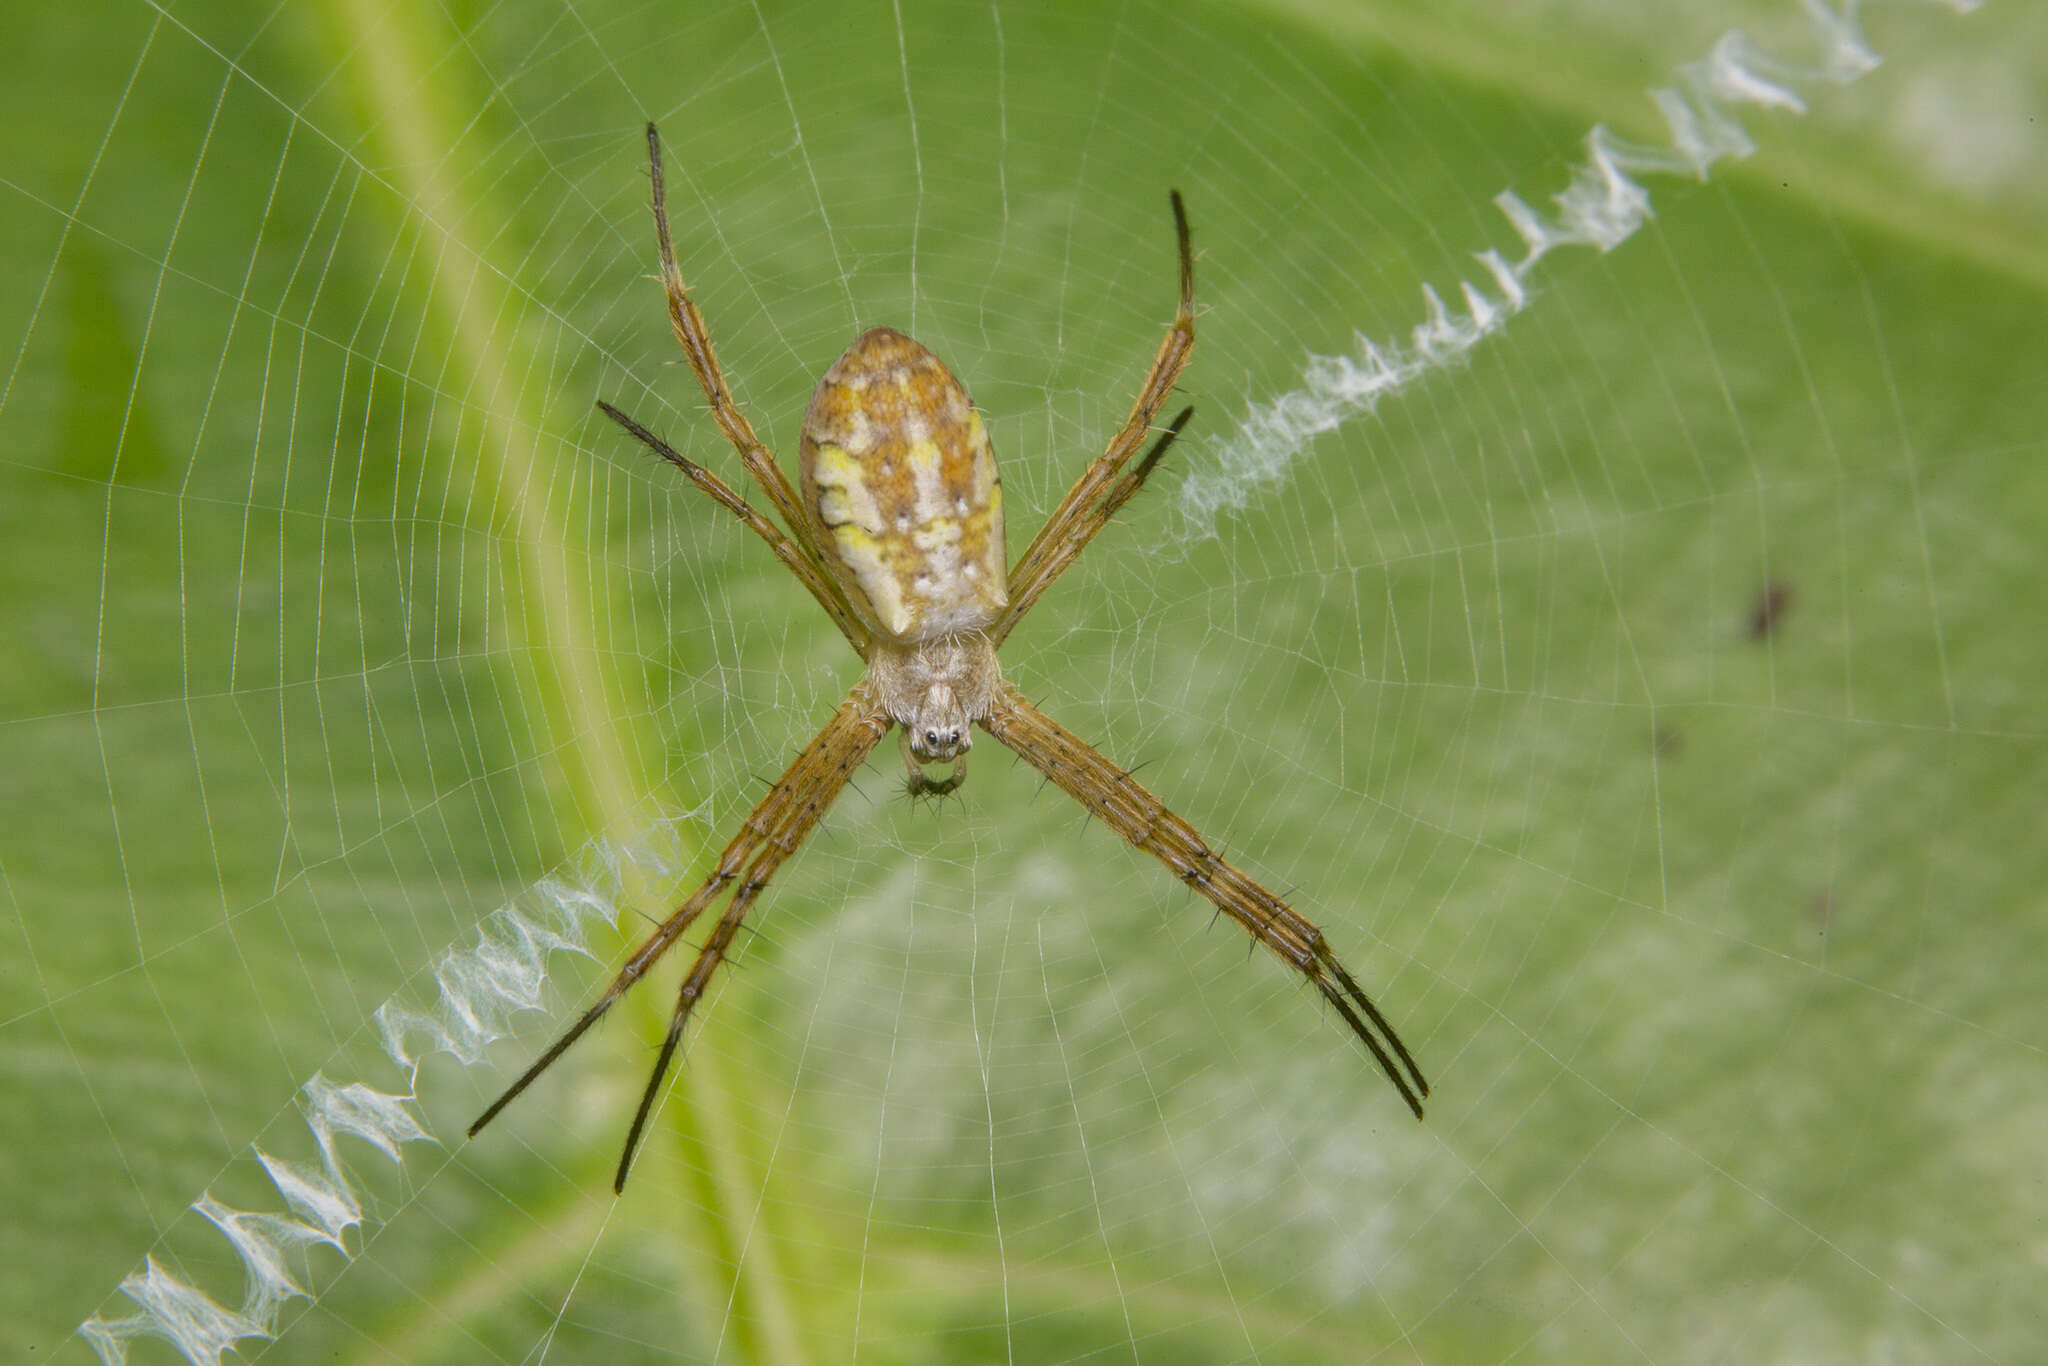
[{"xmin": 4, "ymin": 2, "xmax": 2042, "ymax": 1362}]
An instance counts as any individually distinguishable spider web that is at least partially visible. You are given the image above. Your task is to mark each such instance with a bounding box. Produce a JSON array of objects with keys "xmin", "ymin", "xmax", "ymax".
[{"xmin": 4, "ymin": 0, "xmax": 2045, "ymax": 1361}]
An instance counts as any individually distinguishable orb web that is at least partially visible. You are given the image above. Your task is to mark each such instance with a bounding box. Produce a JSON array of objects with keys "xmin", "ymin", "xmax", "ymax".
[{"xmin": 1, "ymin": 1, "xmax": 2041, "ymax": 1363}]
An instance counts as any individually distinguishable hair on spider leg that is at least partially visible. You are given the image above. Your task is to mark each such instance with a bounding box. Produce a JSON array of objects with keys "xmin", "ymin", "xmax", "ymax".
[
  {"xmin": 619, "ymin": 895, "xmax": 682, "ymax": 933},
  {"xmin": 1112, "ymin": 755, "xmax": 1156, "ymax": 785},
  {"xmin": 722, "ymin": 918, "xmax": 782, "ymax": 959}
]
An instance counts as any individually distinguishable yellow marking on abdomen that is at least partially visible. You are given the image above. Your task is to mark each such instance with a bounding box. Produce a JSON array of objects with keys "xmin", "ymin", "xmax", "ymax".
[{"xmin": 800, "ymin": 327, "xmax": 1009, "ymax": 642}]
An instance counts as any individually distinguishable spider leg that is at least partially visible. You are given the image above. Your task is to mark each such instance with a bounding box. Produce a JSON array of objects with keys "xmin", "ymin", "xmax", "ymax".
[
  {"xmin": 596, "ymin": 400, "xmax": 870, "ymax": 653},
  {"xmin": 644, "ymin": 123, "xmax": 807, "ymax": 531},
  {"xmin": 996, "ymin": 191, "xmax": 1195, "ymax": 645},
  {"xmin": 611, "ymin": 810, "xmax": 815, "ymax": 1190},
  {"xmin": 994, "ymin": 405, "xmax": 1193, "ymax": 630},
  {"xmin": 640, "ymin": 122, "xmax": 864, "ymax": 636},
  {"xmin": 980, "ymin": 685, "xmax": 1428, "ymax": 1117},
  {"xmin": 468, "ymin": 684, "xmax": 890, "ymax": 1165}
]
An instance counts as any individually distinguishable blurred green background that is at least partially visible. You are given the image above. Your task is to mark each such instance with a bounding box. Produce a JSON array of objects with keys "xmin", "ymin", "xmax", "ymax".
[{"xmin": 4, "ymin": 0, "xmax": 2044, "ymax": 1361}]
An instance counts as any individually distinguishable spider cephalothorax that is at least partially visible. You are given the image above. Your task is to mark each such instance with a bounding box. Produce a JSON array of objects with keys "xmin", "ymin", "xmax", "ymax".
[
  {"xmin": 471, "ymin": 124, "xmax": 1428, "ymax": 1191},
  {"xmin": 868, "ymin": 632, "xmax": 999, "ymax": 775}
]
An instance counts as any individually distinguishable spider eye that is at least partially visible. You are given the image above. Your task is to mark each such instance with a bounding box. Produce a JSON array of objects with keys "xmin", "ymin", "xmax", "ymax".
[{"xmin": 925, "ymin": 730, "xmax": 939, "ymax": 746}]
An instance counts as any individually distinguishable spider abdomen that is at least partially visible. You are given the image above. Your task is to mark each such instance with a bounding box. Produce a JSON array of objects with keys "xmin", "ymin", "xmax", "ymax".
[{"xmin": 799, "ymin": 327, "xmax": 1007, "ymax": 642}]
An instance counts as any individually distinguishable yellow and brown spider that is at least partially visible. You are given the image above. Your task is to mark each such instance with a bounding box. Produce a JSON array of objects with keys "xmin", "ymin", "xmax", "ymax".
[{"xmin": 470, "ymin": 124, "xmax": 1429, "ymax": 1191}]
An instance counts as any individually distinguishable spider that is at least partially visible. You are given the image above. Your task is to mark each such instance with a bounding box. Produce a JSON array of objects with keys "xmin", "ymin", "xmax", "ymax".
[{"xmin": 470, "ymin": 124, "xmax": 1429, "ymax": 1191}]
